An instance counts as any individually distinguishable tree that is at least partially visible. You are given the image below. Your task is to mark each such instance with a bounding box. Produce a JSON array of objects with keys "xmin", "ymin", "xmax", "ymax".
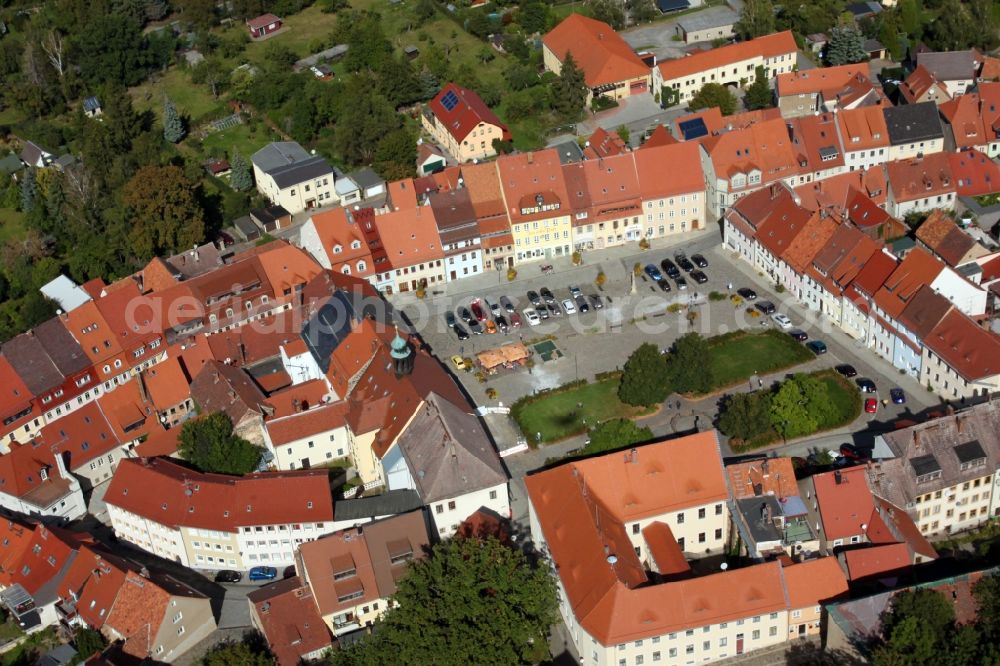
[
  {"xmin": 178, "ymin": 412, "xmax": 264, "ymax": 475},
  {"xmin": 769, "ymin": 375, "xmax": 825, "ymax": 439},
  {"xmin": 899, "ymin": 0, "xmax": 923, "ymax": 39},
  {"xmin": 550, "ymin": 51, "xmax": 588, "ymax": 120},
  {"xmin": 826, "ymin": 24, "xmax": 867, "ymax": 66},
  {"xmin": 878, "ymin": 13, "xmax": 903, "ymax": 61},
  {"xmin": 627, "ymin": 0, "xmax": 657, "ymax": 24},
  {"xmin": 122, "ymin": 165, "xmax": 205, "ymax": 262},
  {"xmin": 415, "ymin": 0, "xmax": 437, "ymax": 21},
  {"xmin": 735, "ymin": 0, "xmax": 775, "ymax": 39},
  {"xmin": 665, "ymin": 332, "xmax": 713, "ymax": 394},
  {"xmin": 586, "ymin": 418, "xmax": 652, "ymax": 452},
  {"xmin": 688, "ymin": 83, "xmax": 736, "ymax": 115},
  {"xmin": 374, "ymin": 128, "xmax": 416, "ymax": 181},
  {"xmin": 517, "ymin": 1, "xmax": 550, "ymax": 33},
  {"xmin": 202, "ymin": 638, "xmax": 274, "ymax": 666},
  {"xmin": 229, "ymin": 151, "xmax": 253, "ymax": 192},
  {"xmin": 615, "ymin": 124, "xmax": 630, "ymax": 145},
  {"xmin": 589, "ymin": 0, "xmax": 624, "ymax": 30},
  {"xmin": 162, "ymin": 96, "xmax": 185, "ymax": 143},
  {"xmin": 972, "ymin": 573, "xmax": 1000, "ymax": 640},
  {"xmin": 19, "ymin": 168, "xmax": 37, "ymax": 213},
  {"xmin": 744, "ymin": 65, "xmax": 773, "ymax": 110},
  {"xmin": 874, "ymin": 588, "xmax": 957, "ymax": 666},
  {"xmin": 718, "ymin": 392, "xmax": 772, "ymax": 442},
  {"xmin": 73, "ymin": 627, "xmax": 106, "ymax": 660},
  {"xmin": 618, "ymin": 342, "xmax": 671, "ymax": 407},
  {"xmin": 334, "ymin": 84, "xmax": 400, "ymax": 165},
  {"xmin": 330, "ymin": 537, "xmax": 558, "ymax": 666}
]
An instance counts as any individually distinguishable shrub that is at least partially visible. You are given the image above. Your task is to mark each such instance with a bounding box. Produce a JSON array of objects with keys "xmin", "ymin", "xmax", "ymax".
[
  {"xmin": 667, "ymin": 303, "xmax": 684, "ymax": 313},
  {"xmin": 708, "ymin": 291, "xmax": 726, "ymax": 301},
  {"xmin": 639, "ymin": 237, "xmax": 650, "ymax": 250},
  {"xmin": 572, "ymin": 251, "xmax": 582, "ymax": 265},
  {"xmin": 507, "ymin": 267, "xmax": 517, "ymax": 281}
]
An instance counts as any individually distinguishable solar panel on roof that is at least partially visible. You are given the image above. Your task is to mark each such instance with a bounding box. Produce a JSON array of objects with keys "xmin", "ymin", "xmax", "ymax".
[
  {"xmin": 441, "ymin": 90, "xmax": 460, "ymax": 111},
  {"xmin": 657, "ymin": 0, "xmax": 690, "ymax": 11},
  {"xmin": 678, "ymin": 117, "xmax": 708, "ymax": 141}
]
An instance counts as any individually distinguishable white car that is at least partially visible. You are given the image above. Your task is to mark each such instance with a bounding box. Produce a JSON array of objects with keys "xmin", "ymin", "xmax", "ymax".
[
  {"xmin": 771, "ymin": 313, "xmax": 792, "ymax": 329},
  {"xmin": 561, "ymin": 298, "xmax": 577, "ymax": 315},
  {"xmin": 523, "ymin": 308, "xmax": 541, "ymax": 326}
]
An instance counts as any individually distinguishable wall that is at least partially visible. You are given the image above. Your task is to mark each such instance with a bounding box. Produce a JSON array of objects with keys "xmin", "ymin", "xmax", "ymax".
[
  {"xmin": 778, "ymin": 93, "xmax": 819, "ymax": 119},
  {"xmin": 237, "ymin": 521, "xmax": 334, "ymax": 568},
  {"xmin": 887, "ymin": 136, "xmax": 945, "ymax": 161},
  {"xmin": 640, "ymin": 190, "xmax": 706, "ymax": 240},
  {"xmin": 263, "ymin": 420, "xmax": 350, "ymax": 471},
  {"xmin": 908, "ymin": 471, "xmax": 997, "ymax": 536},
  {"xmin": 71, "ymin": 448, "xmax": 125, "ymax": 492},
  {"xmin": 428, "ymin": 482, "xmax": 510, "ymax": 538},
  {"xmin": 654, "ymin": 50, "xmax": 796, "ymax": 104},
  {"xmin": 298, "ymin": 219, "xmax": 333, "ymax": 270},
  {"xmin": 107, "ymin": 504, "xmax": 188, "ymax": 565},
  {"xmin": 180, "ymin": 526, "xmax": 241, "ymax": 570},
  {"xmin": 150, "ymin": 595, "xmax": 218, "ymax": 663},
  {"xmin": 921, "ymin": 347, "xmax": 1000, "ymax": 400},
  {"xmin": 512, "ymin": 214, "xmax": 573, "ymax": 263},
  {"xmin": 422, "ymin": 115, "xmax": 505, "ymax": 163},
  {"xmin": 930, "ymin": 270, "xmax": 988, "ymax": 317},
  {"xmin": 443, "ymin": 240, "xmax": 484, "ymax": 282},
  {"xmin": 571, "ymin": 213, "xmax": 643, "ymax": 251}
]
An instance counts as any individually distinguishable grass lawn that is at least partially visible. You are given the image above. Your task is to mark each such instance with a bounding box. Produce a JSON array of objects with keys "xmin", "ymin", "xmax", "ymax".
[
  {"xmin": 0, "ymin": 209, "xmax": 26, "ymax": 244},
  {"xmin": 813, "ymin": 370, "xmax": 862, "ymax": 430},
  {"xmin": 130, "ymin": 68, "xmax": 226, "ymax": 124},
  {"xmin": 707, "ymin": 330, "xmax": 814, "ymax": 391},
  {"xmin": 197, "ymin": 121, "xmax": 277, "ymax": 160},
  {"xmin": 513, "ymin": 378, "xmax": 650, "ymax": 443},
  {"xmin": 0, "ymin": 107, "xmax": 25, "ymax": 126}
]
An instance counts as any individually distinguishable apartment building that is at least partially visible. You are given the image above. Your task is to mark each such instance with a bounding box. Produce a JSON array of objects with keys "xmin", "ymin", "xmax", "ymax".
[
  {"xmin": 462, "ymin": 162, "xmax": 515, "ymax": 270},
  {"xmin": 920, "ymin": 310, "xmax": 1000, "ymax": 400},
  {"xmin": 296, "ymin": 510, "xmax": 431, "ymax": 636},
  {"xmin": 873, "ymin": 402, "xmax": 1000, "ymax": 536},
  {"xmin": 422, "ymin": 83, "xmax": 510, "ymax": 162},
  {"xmin": 429, "ymin": 187, "xmax": 485, "ymax": 280},
  {"xmin": 526, "ymin": 432, "xmax": 847, "ymax": 666},
  {"xmin": 564, "ymin": 153, "xmax": 643, "ymax": 251},
  {"xmin": 248, "ymin": 577, "xmax": 333, "ymax": 665},
  {"xmin": 883, "ymin": 102, "xmax": 945, "ymax": 161},
  {"xmin": 634, "ymin": 142, "xmax": 706, "ymax": 239},
  {"xmin": 884, "ymin": 153, "xmax": 956, "ymax": 218},
  {"xmin": 776, "ymin": 64, "xmax": 881, "ymax": 117},
  {"xmin": 653, "ymin": 31, "xmax": 797, "ymax": 105},
  {"xmin": 0, "ymin": 440, "xmax": 86, "ymax": 523},
  {"xmin": 372, "ymin": 200, "xmax": 445, "ymax": 293},
  {"xmin": 939, "ymin": 85, "xmax": 1000, "ymax": 155},
  {"xmin": 105, "ymin": 458, "xmax": 334, "ymax": 570},
  {"xmin": 251, "ymin": 142, "xmax": 337, "ymax": 214},
  {"xmin": 497, "ymin": 149, "xmax": 573, "ymax": 263},
  {"xmin": 834, "ymin": 106, "xmax": 891, "ymax": 172}
]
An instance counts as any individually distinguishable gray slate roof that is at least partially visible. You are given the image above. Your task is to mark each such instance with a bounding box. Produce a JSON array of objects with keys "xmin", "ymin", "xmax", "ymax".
[
  {"xmin": 251, "ymin": 141, "xmax": 311, "ymax": 172},
  {"xmin": 395, "ymin": 393, "xmax": 507, "ymax": 504},
  {"xmin": 883, "ymin": 102, "xmax": 943, "ymax": 145},
  {"xmin": 269, "ymin": 156, "xmax": 334, "ymax": 190},
  {"xmin": 334, "ymin": 489, "xmax": 423, "ymax": 521},
  {"xmin": 917, "ymin": 50, "xmax": 980, "ymax": 82},
  {"xmin": 677, "ymin": 6, "xmax": 738, "ymax": 32},
  {"xmin": 251, "ymin": 142, "xmax": 334, "ymax": 189},
  {"xmin": 348, "ymin": 167, "xmax": 384, "ymax": 190}
]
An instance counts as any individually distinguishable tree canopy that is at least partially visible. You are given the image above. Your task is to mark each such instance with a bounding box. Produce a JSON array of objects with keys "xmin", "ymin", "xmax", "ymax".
[
  {"xmin": 689, "ymin": 83, "xmax": 737, "ymax": 116},
  {"xmin": 329, "ymin": 537, "xmax": 558, "ymax": 666},
  {"xmin": 586, "ymin": 418, "xmax": 653, "ymax": 453},
  {"xmin": 666, "ymin": 332, "xmax": 713, "ymax": 395},
  {"xmin": 718, "ymin": 392, "xmax": 773, "ymax": 442},
  {"xmin": 744, "ymin": 65, "xmax": 774, "ymax": 111},
  {"xmin": 122, "ymin": 165, "xmax": 206, "ymax": 264},
  {"xmin": 618, "ymin": 343, "xmax": 671, "ymax": 407},
  {"xmin": 769, "ymin": 373, "xmax": 828, "ymax": 439},
  {"xmin": 826, "ymin": 24, "xmax": 867, "ymax": 66},
  {"xmin": 550, "ymin": 52, "xmax": 588, "ymax": 121},
  {"xmin": 735, "ymin": 0, "xmax": 776, "ymax": 39},
  {"xmin": 178, "ymin": 412, "xmax": 263, "ymax": 475}
]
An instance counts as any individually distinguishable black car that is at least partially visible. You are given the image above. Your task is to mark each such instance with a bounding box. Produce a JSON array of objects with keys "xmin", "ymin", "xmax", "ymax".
[
  {"xmin": 575, "ymin": 295, "xmax": 590, "ymax": 312},
  {"xmin": 540, "ymin": 287, "xmax": 556, "ymax": 304},
  {"xmin": 527, "ymin": 290, "xmax": 542, "ymax": 307},
  {"xmin": 675, "ymin": 276, "xmax": 688, "ymax": 290},
  {"xmin": 453, "ymin": 323, "xmax": 469, "ymax": 340},
  {"xmin": 835, "ymin": 364, "xmax": 858, "ymax": 378},
  {"xmin": 537, "ymin": 305, "xmax": 549, "ymax": 320},
  {"xmin": 676, "ymin": 255, "xmax": 695, "ymax": 272},
  {"xmin": 660, "ymin": 258, "xmax": 681, "ymax": 279},
  {"xmin": 755, "ymin": 300, "xmax": 776, "ymax": 315},
  {"xmin": 457, "ymin": 307, "xmax": 473, "ymax": 323},
  {"xmin": 856, "ymin": 378, "xmax": 877, "ymax": 393},
  {"xmin": 692, "ymin": 253, "xmax": 708, "ymax": 268},
  {"xmin": 500, "ymin": 295, "xmax": 515, "ymax": 313},
  {"xmin": 495, "ymin": 315, "xmax": 509, "ymax": 333},
  {"xmin": 656, "ymin": 278, "xmax": 672, "ymax": 292},
  {"xmin": 547, "ymin": 302, "xmax": 562, "ymax": 317},
  {"xmin": 469, "ymin": 319, "xmax": 483, "ymax": 334},
  {"xmin": 690, "ymin": 270, "xmax": 708, "ymax": 284},
  {"xmin": 789, "ymin": 329, "xmax": 808, "ymax": 342},
  {"xmin": 445, "ymin": 311, "xmax": 457, "ymax": 327},
  {"xmin": 737, "ymin": 288, "xmax": 757, "ymax": 301},
  {"xmin": 589, "ymin": 294, "xmax": 604, "ymax": 309},
  {"xmin": 215, "ymin": 570, "xmax": 242, "ymax": 583}
]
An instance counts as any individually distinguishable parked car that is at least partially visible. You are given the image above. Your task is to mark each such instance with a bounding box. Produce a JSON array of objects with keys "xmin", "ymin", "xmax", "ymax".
[
  {"xmin": 864, "ymin": 398, "xmax": 878, "ymax": 414},
  {"xmin": 540, "ymin": 287, "xmax": 556, "ymax": 304},
  {"xmin": 835, "ymin": 364, "xmax": 857, "ymax": 378},
  {"xmin": 737, "ymin": 288, "xmax": 757, "ymax": 301},
  {"xmin": 537, "ymin": 305, "xmax": 549, "ymax": 320},
  {"xmin": 771, "ymin": 313, "xmax": 792, "ymax": 329},
  {"xmin": 510, "ymin": 312, "xmax": 522, "ymax": 327},
  {"xmin": 656, "ymin": 278, "xmax": 672, "ymax": 292},
  {"xmin": 484, "ymin": 320, "xmax": 497, "ymax": 334},
  {"xmin": 453, "ymin": 324, "xmax": 469, "ymax": 340},
  {"xmin": 575, "ymin": 294, "xmax": 589, "ymax": 312},
  {"xmin": 495, "ymin": 315, "xmax": 508, "ymax": 333},
  {"xmin": 527, "ymin": 290, "xmax": 542, "ymax": 307},
  {"xmin": 644, "ymin": 264, "xmax": 663, "ymax": 281},
  {"xmin": 789, "ymin": 329, "xmax": 808, "ymax": 342},
  {"xmin": 451, "ymin": 355, "xmax": 468, "ymax": 371},
  {"xmin": 806, "ymin": 340, "xmax": 827, "ymax": 354},
  {"xmin": 547, "ymin": 302, "xmax": 562, "ymax": 317},
  {"xmin": 690, "ymin": 270, "xmax": 708, "ymax": 284},
  {"xmin": 215, "ymin": 570, "xmax": 242, "ymax": 583},
  {"xmin": 219, "ymin": 231, "xmax": 235, "ymax": 247},
  {"xmin": 523, "ymin": 308, "xmax": 540, "ymax": 326},
  {"xmin": 675, "ymin": 253, "xmax": 695, "ymax": 272},
  {"xmin": 469, "ymin": 319, "xmax": 483, "ymax": 334},
  {"xmin": 755, "ymin": 300, "xmax": 775, "ymax": 314},
  {"xmin": 692, "ymin": 253, "xmax": 708, "ymax": 268},
  {"xmin": 470, "ymin": 300, "xmax": 487, "ymax": 322},
  {"xmin": 660, "ymin": 259, "xmax": 681, "ymax": 279},
  {"xmin": 856, "ymin": 378, "xmax": 877, "ymax": 393},
  {"xmin": 562, "ymin": 298, "xmax": 577, "ymax": 314},
  {"xmin": 445, "ymin": 311, "xmax": 457, "ymax": 327},
  {"xmin": 890, "ymin": 388, "xmax": 906, "ymax": 404},
  {"xmin": 589, "ymin": 294, "xmax": 604, "ymax": 309},
  {"xmin": 458, "ymin": 306, "xmax": 473, "ymax": 323},
  {"xmin": 840, "ymin": 443, "xmax": 867, "ymax": 460},
  {"xmin": 500, "ymin": 295, "xmax": 515, "ymax": 313},
  {"xmin": 488, "ymin": 299, "xmax": 502, "ymax": 316},
  {"xmin": 248, "ymin": 566, "xmax": 277, "ymax": 582},
  {"xmin": 675, "ymin": 277, "xmax": 688, "ymax": 290},
  {"xmin": 569, "ymin": 285, "xmax": 582, "ymax": 297}
]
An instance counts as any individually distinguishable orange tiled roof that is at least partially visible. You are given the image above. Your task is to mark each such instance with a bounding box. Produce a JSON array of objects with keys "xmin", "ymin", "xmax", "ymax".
[
  {"xmin": 940, "ymin": 93, "xmax": 987, "ymax": 150},
  {"xmin": 265, "ymin": 402, "xmax": 349, "ymax": 447},
  {"xmin": 900, "ymin": 64, "xmax": 948, "ymax": 104},
  {"xmin": 639, "ymin": 125, "xmax": 678, "ymax": 149},
  {"xmin": 836, "ymin": 105, "xmax": 890, "ymax": 151},
  {"xmin": 496, "ymin": 149, "xmax": 570, "ymax": 224},
  {"xmin": 584, "ymin": 127, "xmax": 629, "ymax": 159},
  {"xmin": 948, "ymin": 148, "xmax": 1000, "ymax": 196},
  {"xmin": 726, "ymin": 457, "xmax": 799, "ymax": 501},
  {"xmin": 633, "ymin": 142, "xmax": 704, "ymax": 199},
  {"xmin": 305, "ymin": 208, "xmax": 376, "ymax": 279},
  {"xmin": 812, "ymin": 466, "xmax": 874, "ymax": 542},
  {"xmin": 656, "ymin": 31, "xmax": 796, "ymax": 82},
  {"xmin": 703, "ymin": 117, "xmax": 799, "ymax": 187},
  {"xmin": 248, "ymin": 577, "xmax": 332, "ymax": 666},
  {"xmin": 924, "ymin": 309, "xmax": 1000, "ymax": 381},
  {"xmin": 873, "ymin": 247, "xmax": 944, "ymax": 319},
  {"xmin": 141, "ymin": 357, "xmax": 191, "ymax": 411},
  {"xmin": 843, "ymin": 543, "xmax": 911, "ymax": 581},
  {"xmin": 543, "ymin": 14, "xmax": 649, "ymax": 88},
  {"xmin": 777, "ymin": 63, "xmax": 868, "ymax": 97},
  {"xmin": 886, "ymin": 153, "xmax": 955, "ymax": 203},
  {"xmin": 372, "ymin": 206, "xmax": 444, "ymax": 270},
  {"xmin": 780, "ymin": 557, "xmax": 849, "ymax": 609},
  {"xmin": 781, "ymin": 214, "xmax": 839, "ymax": 273},
  {"xmin": 104, "ymin": 571, "xmax": 172, "ymax": 659}
]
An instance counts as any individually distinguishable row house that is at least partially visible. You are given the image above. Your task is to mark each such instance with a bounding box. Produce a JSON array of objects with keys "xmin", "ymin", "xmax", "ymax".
[
  {"xmin": 938, "ymin": 83, "xmax": 1000, "ymax": 156},
  {"xmin": 722, "ymin": 183, "xmax": 802, "ymax": 267},
  {"xmin": 463, "ymin": 162, "xmax": 514, "ymax": 270},
  {"xmin": 885, "ymin": 153, "xmax": 956, "ymax": 218},
  {"xmin": 299, "ymin": 208, "xmax": 378, "ymax": 283},
  {"xmin": 787, "ymin": 112, "xmax": 849, "ymax": 185},
  {"xmin": 261, "ymin": 395, "xmax": 350, "ymax": 472},
  {"xmin": 296, "ymin": 510, "xmax": 431, "ymax": 637},
  {"xmin": 884, "ymin": 102, "xmax": 945, "ymax": 161},
  {"xmin": 526, "ymin": 432, "xmax": 849, "ymax": 666},
  {"xmin": 835, "ymin": 106, "xmax": 891, "ymax": 172},
  {"xmin": 915, "ymin": 49, "xmax": 981, "ymax": 98},
  {"xmin": 0, "ymin": 440, "xmax": 86, "ymax": 523},
  {"xmin": 873, "ymin": 402, "xmax": 1000, "ymax": 537},
  {"xmin": 915, "ymin": 209, "xmax": 993, "ymax": 270},
  {"xmin": 373, "ymin": 188, "xmax": 446, "ymax": 293},
  {"xmin": 700, "ymin": 117, "xmax": 801, "ymax": 218},
  {"xmin": 949, "ymin": 148, "xmax": 1000, "ymax": 198},
  {"xmin": 498, "ymin": 149, "xmax": 573, "ymax": 263},
  {"xmin": 840, "ymin": 249, "xmax": 899, "ymax": 343},
  {"xmin": 105, "ymin": 457, "xmax": 334, "ymax": 570},
  {"xmin": 653, "ymin": 31, "xmax": 797, "ymax": 105},
  {"xmin": 635, "ymin": 142, "xmax": 707, "ymax": 240},
  {"xmin": 429, "ymin": 186, "xmax": 484, "ymax": 281},
  {"xmin": 899, "ymin": 64, "xmax": 951, "ymax": 105},
  {"xmin": 248, "ymin": 576, "xmax": 333, "ymax": 666},
  {"xmin": 801, "ymin": 225, "xmax": 879, "ymax": 322},
  {"xmin": 564, "ymin": 153, "xmax": 643, "ymax": 251},
  {"xmin": 920, "ymin": 309, "xmax": 1000, "ymax": 399},
  {"xmin": 776, "ymin": 63, "xmax": 881, "ymax": 118}
]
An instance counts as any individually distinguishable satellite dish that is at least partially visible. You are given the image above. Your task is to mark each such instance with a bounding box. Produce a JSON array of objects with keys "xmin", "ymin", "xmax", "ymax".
[
  {"xmin": 720, "ymin": 562, "xmax": 729, "ymax": 571},
  {"xmin": 606, "ymin": 554, "xmax": 618, "ymax": 565}
]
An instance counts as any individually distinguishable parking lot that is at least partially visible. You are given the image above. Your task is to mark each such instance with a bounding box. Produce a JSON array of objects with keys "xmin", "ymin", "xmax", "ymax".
[{"xmin": 400, "ymin": 235, "xmax": 941, "ymax": 444}]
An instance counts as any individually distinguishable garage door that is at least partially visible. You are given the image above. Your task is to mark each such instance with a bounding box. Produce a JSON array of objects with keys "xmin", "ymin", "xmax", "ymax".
[{"xmin": 630, "ymin": 80, "xmax": 647, "ymax": 94}]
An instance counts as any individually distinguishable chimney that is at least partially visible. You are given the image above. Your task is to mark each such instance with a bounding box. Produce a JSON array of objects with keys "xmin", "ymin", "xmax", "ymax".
[
  {"xmin": 630, "ymin": 448, "xmax": 638, "ymax": 464},
  {"xmin": 293, "ymin": 398, "xmax": 302, "ymax": 413},
  {"xmin": 139, "ymin": 566, "xmax": 149, "ymax": 579},
  {"xmin": 913, "ymin": 429, "xmax": 921, "ymax": 450},
  {"xmin": 761, "ymin": 459, "xmax": 769, "ymax": 476},
  {"xmin": 834, "ymin": 470, "xmax": 843, "ymax": 485},
  {"xmin": 956, "ymin": 414, "xmax": 965, "ymax": 434},
  {"xmin": 526, "ymin": 153, "xmax": 533, "ymax": 165}
]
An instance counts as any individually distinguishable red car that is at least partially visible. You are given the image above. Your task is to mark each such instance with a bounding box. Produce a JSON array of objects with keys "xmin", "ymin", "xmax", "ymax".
[
  {"xmin": 470, "ymin": 299, "xmax": 487, "ymax": 322},
  {"xmin": 509, "ymin": 312, "xmax": 522, "ymax": 328},
  {"xmin": 865, "ymin": 398, "xmax": 878, "ymax": 414}
]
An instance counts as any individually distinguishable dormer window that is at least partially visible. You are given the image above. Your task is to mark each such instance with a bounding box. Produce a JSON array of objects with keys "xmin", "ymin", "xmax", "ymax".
[
  {"xmin": 350, "ymin": 240, "xmax": 361, "ymax": 249},
  {"xmin": 333, "ymin": 244, "xmax": 343, "ymax": 254},
  {"xmin": 342, "ymin": 266, "xmax": 351, "ymax": 275},
  {"xmin": 954, "ymin": 440, "xmax": 987, "ymax": 472},
  {"xmin": 357, "ymin": 261, "xmax": 366, "ymax": 272}
]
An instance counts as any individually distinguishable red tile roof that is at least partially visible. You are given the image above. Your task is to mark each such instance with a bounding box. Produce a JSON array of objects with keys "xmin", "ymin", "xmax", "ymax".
[
  {"xmin": 496, "ymin": 149, "xmax": 571, "ymax": 224},
  {"xmin": 656, "ymin": 31, "xmax": 796, "ymax": 82},
  {"xmin": 843, "ymin": 543, "xmax": 911, "ymax": 581},
  {"xmin": 248, "ymin": 577, "xmax": 333, "ymax": 666},
  {"xmin": 886, "ymin": 153, "xmax": 955, "ymax": 204},
  {"xmin": 948, "ymin": 149, "xmax": 1000, "ymax": 197},
  {"xmin": 0, "ymin": 440, "xmax": 72, "ymax": 506},
  {"xmin": 873, "ymin": 247, "xmax": 944, "ymax": 319},
  {"xmin": 924, "ymin": 309, "xmax": 1000, "ymax": 381},
  {"xmin": 104, "ymin": 571, "xmax": 172, "ymax": 659},
  {"xmin": 915, "ymin": 209, "xmax": 978, "ymax": 267},
  {"xmin": 641, "ymin": 521, "xmax": 690, "ymax": 578},
  {"xmin": 777, "ymin": 63, "xmax": 869, "ymax": 97},
  {"xmin": 836, "ymin": 105, "xmax": 890, "ymax": 151},
  {"xmin": 40, "ymin": 401, "xmax": 118, "ymax": 470},
  {"xmin": 755, "ymin": 200, "xmax": 812, "ymax": 259},
  {"xmin": 265, "ymin": 402, "xmax": 349, "ymax": 447},
  {"xmin": 812, "ymin": 467, "xmax": 875, "ymax": 542},
  {"xmin": 142, "ymin": 357, "xmax": 191, "ymax": 411},
  {"xmin": 1, "ymin": 523, "xmax": 78, "ymax": 595},
  {"xmin": 60, "ymin": 545, "xmax": 135, "ymax": 629},
  {"xmin": 673, "ymin": 107, "xmax": 781, "ymax": 144},
  {"xmin": 543, "ymin": 14, "xmax": 649, "ymax": 88},
  {"xmin": 584, "ymin": 128, "xmax": 629, "ymax": 159},
  {"xmin": 940, "ymin": 93, "xmax": 987, "ymax": 150},
  {"xmin": 899, "ymin": 64, "xmax": 949, "ymax": 104},
  {"xmin": 106, "ymin": 457, "xmax": 334, "ymax": 532},
  {"xmin": 0, "ymin": 355, "xmax": 35, "ymax": 431},
  {"xmin": 847, "ymin": 249, "xmax": 898, "ymax": 300},
  {"xmin": 303, "ymin": 208, "xmax": 376, "ymax": 280},
  {"xmin": 639, "ymin": 125, "xmax": 678, "ymax": 149},
  {"xmin": 247, "ymin": 13, "xmax": 281, "ymax": 30},
  {"xmin": 703, "ymin": 117, "xmax": 800, "ymax": 188},
  {"xmin": 633, "ymin": 142, "xmax": 705, "ymax": 199},
  {"xmin": 726, "ymin": 457, "xmax": 800, "ymax": 501},
  {"xmin": 428, "ymin": 82, "xmax": 509, "ymax": 144},
  {"xmin": 788, "ymin": 112, "xmax": 846, "ymax": 174},
  {"xmin": 780, "ymin": 557, "xmax": 849, "ymax": 609},
  {"xmin": 372, "ymin": 206, "xmax": 444, "ymax": 270}
]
